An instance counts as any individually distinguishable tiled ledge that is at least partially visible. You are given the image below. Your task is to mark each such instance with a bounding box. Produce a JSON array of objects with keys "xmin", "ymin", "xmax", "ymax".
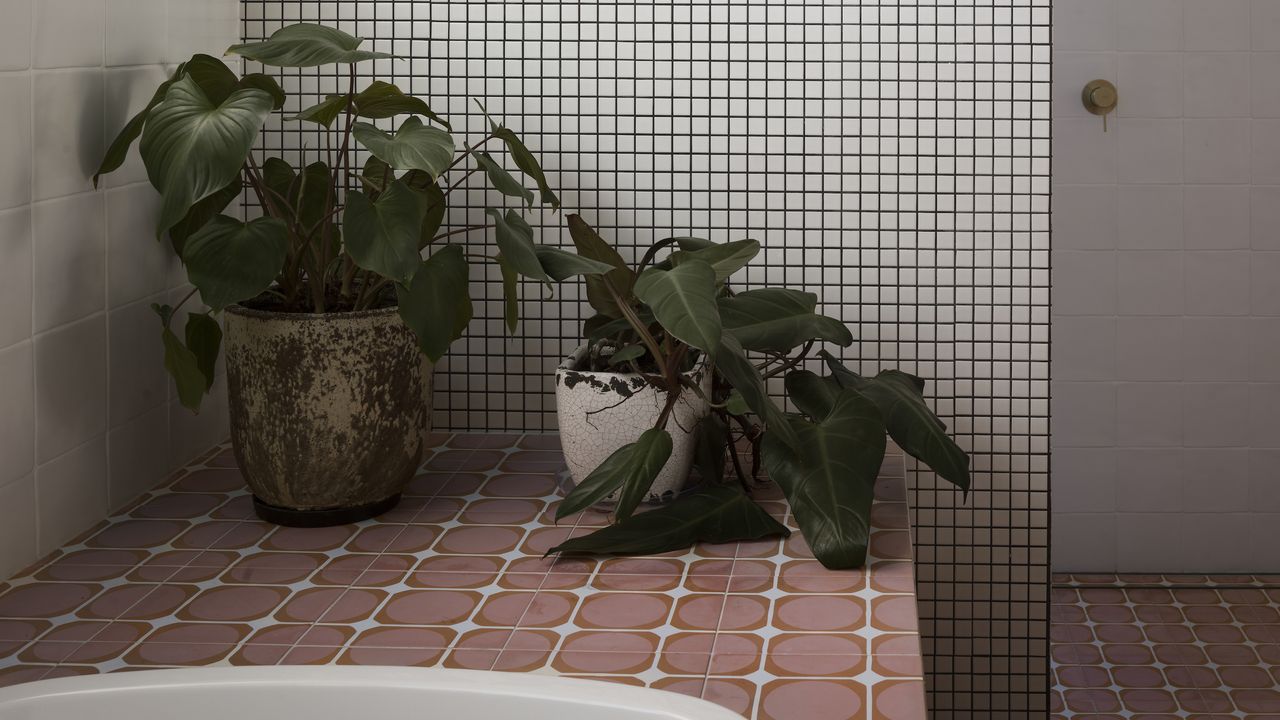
[{"xmin": 0, "ymin": 433, "xmax": 925, "ymax": 719}]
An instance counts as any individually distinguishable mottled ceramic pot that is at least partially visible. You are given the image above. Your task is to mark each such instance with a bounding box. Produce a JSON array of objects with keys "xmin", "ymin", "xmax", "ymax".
[
  {"xmin": 223, "ymin": 305, "xmax": 433, "ymax": 526},
  {"xmin": 555, "ymin": 346, "xmax": 710, "ymax": 503}
]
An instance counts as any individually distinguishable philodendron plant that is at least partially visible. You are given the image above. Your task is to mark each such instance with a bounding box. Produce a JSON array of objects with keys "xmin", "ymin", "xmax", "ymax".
[
  {"xmin": 95, "ymin": 23, "xmax": 608, "ymax": 410},
  {"xmin": 549, "ymin": 216, "xmax": 971, "ymax": 570}
]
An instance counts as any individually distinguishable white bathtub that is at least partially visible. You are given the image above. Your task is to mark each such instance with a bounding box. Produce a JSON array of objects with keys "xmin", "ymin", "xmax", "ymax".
[{"xmin": 0, "ymin": 666, "xmax": 742, "ymax": 720}]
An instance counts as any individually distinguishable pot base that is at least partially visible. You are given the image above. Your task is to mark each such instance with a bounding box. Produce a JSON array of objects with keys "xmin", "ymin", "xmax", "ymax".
[{"xmin": 252, "ymin": 494, "xmax": 401, "ymax": 527}]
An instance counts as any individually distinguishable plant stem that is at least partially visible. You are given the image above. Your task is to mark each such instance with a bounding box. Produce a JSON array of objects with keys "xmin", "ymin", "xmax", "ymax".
[
  {"xmin": 760, "ymin": 340, "xmax": 815, "ymax": 380},
  {"xmin": 442, "ymin": 167, "xmax": 480, "ymax": 197},
  {"xmin": 603, "ymin": 277, "xmax": 671, "ymax": 383},
  {"xmin": 430, "ymin": 223, "xmax": 495, "ymax": 244}
]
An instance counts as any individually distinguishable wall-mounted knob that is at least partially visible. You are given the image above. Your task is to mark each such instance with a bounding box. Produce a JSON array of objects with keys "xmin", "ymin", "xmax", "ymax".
[{"xmin": 1082, "ymin": 79, "xmax": 1118, "ymax": 131}]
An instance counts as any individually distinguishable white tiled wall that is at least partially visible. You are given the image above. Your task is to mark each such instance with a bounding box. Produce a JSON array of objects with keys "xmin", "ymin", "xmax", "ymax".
[
  {"xmin": 0, "ymin": 0, "xmax": 238, "ymax": 579},
  {"xmin": 1054, "ymin": 0, "xmax": 1280, "ymax": 572}
]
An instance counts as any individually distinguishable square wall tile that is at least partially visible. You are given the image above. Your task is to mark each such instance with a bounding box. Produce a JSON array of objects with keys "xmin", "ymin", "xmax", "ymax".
[
  {"xmin": 1054, "ymin": 117, "xmax": 1118, "ymax": 184},
  {"xmin": 1248, "ymin": 317, "xmax": 1280, "ymax": 381},
  {"xmin": 1181, "ymin": 448, "xmax": 1249, "ymax": 511},
  {"xmin": 1050, "ymin": 447, "xmax": 1116, "ymax": 513},
  {"xmin": 102, "ymin": 66, "xmax": 168, "ymax": 189},
  {"xmin": 1181, "ymin": 383, "xmax": 1251, "ymax": 447},
  {"xmin": 1116, "ymin": 382, "xmax": 1183, "ymax": 447},
  {"xmin": 1249, "ymin": 514, "xmax": 1280, "ymax": 565},
  {"xmin": 0, "ymin": 207, "xmax": 32, "ymax": 349},
  {"xmin": 1183, "ymin": 251, "xmax": 1250, "ymax": 316},
  {"xmin": 1185, "ymin": 0, "xmax": 1250, "ymax": 51},
  {"xmin": 1182, "ymin": 185, "xmax": 1249, "ymax": 250},
  {"xmin": 0, "ymin": 475, "xmax": 37, "ymax": 580},
  {"xmin": 1183, "ymin": 53, "xmax": 1250, "ymax": 117},
  {"xmin": 35, "ymin": 315, "xmax": 107, "ymax": 464},
  {"xmin": 1250, "ymin": 253, "xmax": 1280, "ymax": 315},
  {"xmin": 1051, "ymin": 513, "xmax": 1116, "ymax": 572},
  {"xmin": 1117, "ymin": 185, "xmax": 1182, "ymax": 249},
  {"xmin": 33, "ymin": 192, "xmax": 106, "ymax": 333},
  {"xmin": 1053, "ymin": 250, "xmax": 1117, "ymax": 315},
  {"xmin": 35, "ymin": 435, "xmax": 108, "ymax": 555},
  {"xmin": 1247, "ymin": 382, "xmax": 1280, "ymax": 447},
  {"xmin": 1117, "ymin": 53, "xmax": 1182, "ymax": 118},
  {"xmin": 1117, "ymin": 0, "xmax": 1182, "ymax": 52},
  {"xmin": 1116, "ymin": 317, "xmax": 1182, "ymax": 381},
  {"xmin": 0, "ymin": 0, "xmax": 33, "ymax": 71},
  {"xmin": 107, "ymin": 404, "xmax": 170, "ymax": 510},
  {"xmin": 32, "ymin": 69, "xmax": 106, "ymax": 202},
  {"xmin": 105, "ymin": 0, "xmax": 167, "ymax": 67},
  {"xmin": 33, "ymin": 0, "xmax": 105, "ymax": 69},
  {"xmin": 1250, "ymin": 53, "xmax": 1280, "ymax": 117},
  {"xmin": 1251, "ymin": 119, "xmax": 1280, "ymax": 184},
  {"xmin": 1253, "ymin": 0, "xmax": 1280, "ymax": 51},
  {"xmin": 0, "ymin": 341, "xmax": 35, "ymax": 488},
  {"xmin": 107, "ymin": 184, "xmax": 173, "ymax": 307},
  {"xmin": 1053, "ymin": 316, "xmax": 1116, "ymax": 382},
  {"xmin": 1251, "ymin": 186, "xmax": 1280, "ymax": 250},
  {"xmin": 1183, "ymin": 317, "xmax": 1250, "ymax": 381},
  {"xmin": 1184, "ymin": 118, "xmax": 1250, "ymax": 184},
  {"xmin": 1115, "ymin": 447, "xmax": 1184, "ymax": 512},
  {"xmin": 1054, "ymin": 0, "xmax": 1116, "ymax": 50},
  {"xmin": 1118, "ymin": 118, "xmax": 1183, "ymax": 184},
  {"xmin": 1116, "ymin": 250, "xmax": 1183, "ymax": 315},
  {"xmin": 166, "ymin": 0, "xmax": 239, "ymax": 62},
  {"xmin": 0, "ymin": 74, "xmax": 33, "ymax": 212},
  {"xmin": 108, "ymin": 300, "xmax": 168, "ymax": 426},
  {"xmin": 1053, "ymin": 185, "xmax": 1117, "ymax": 250},
  {"xmin": 1051, "ymin": 381, "xmax": 1116, "ymax": 447},
  {"xmin": 1247, "ymin": 449, "xmax": 1280, "ymax": 511}
]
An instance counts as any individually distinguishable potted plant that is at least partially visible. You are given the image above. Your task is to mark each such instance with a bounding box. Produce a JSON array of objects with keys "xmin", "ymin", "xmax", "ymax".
[
  {"xmin": 550, "ymin": 216, "xmax": 971, "ymax": 569},
  {"xmin": 95, "ymin": 24, "xmax": 609, "ymax": 526}
]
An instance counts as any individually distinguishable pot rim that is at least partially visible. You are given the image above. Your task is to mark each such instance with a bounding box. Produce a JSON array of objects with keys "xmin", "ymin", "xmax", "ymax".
[
  {"xmin": 225, "ymin": 303, "xmax": 400, "ymax": 322},
  {"xmin": 556, "ymin": 344, "xmax": 707, "ymax": 379}
]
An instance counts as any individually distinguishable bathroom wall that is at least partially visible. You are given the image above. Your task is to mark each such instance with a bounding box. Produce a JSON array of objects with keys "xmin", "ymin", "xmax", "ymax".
[
  {"xmin": 0, "ymin": 0, "xmax": 238, "ymax": 579},
  {"xmin": 1053, "ymin": 0, "xmax": 1280, "ymax": 572},
  {"xmin": 244, "ymin": 1, "xmax": 1052, "ymax": 716}
]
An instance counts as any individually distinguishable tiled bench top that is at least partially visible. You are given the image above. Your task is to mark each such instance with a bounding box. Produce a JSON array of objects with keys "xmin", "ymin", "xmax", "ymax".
[{"xmin": 0, "ymin": 432, "xmax": 926, "ymax": 719}]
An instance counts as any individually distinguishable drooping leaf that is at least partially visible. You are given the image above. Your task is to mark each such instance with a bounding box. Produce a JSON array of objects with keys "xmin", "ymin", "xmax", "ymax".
[
  {"xmin": 567, "ymin": 214, "xmax": 634, "ymax": 318},
  {"xmin": 238, "ymin": 73, "xmax": 286, "ymax": 110},
  {"xmin": 674, "ymin": 237, "xmax": 716, "ymax": 251},
  {"xmin": 719, "ymin": 288, "xmax": 853, "ymax": 353},
  {"xmin": 96, "ymin": 71, "xmax": 179, "ymax": 186},
  {"xmin": 401, "ymin": 169, "xmax": 446, "ymax": 248},
  {"xmin": 359, "ymin": 156, "xmax": 392, "ymax": 198},
  {"xmin": 713, "ymin": 334, "xmax": 799, "ymax": 449},
  {"xmin": 692, "ymin": 413, "xmax": 728, "ymax": 482},
  {"xmin": 633, "ymin": 260, "xmax": 721, "ymax": 354},
  {"xmin": 139, "ymin": 75, "xmax": 272, "ymax": 238},
  {"xmin": 293, "ymin": 94, "xmax": 350, "ymax": 127},
  {"xmin": 607, "ymin": 344, "xmax": 646, "ymax": 366},
  {"xmin": 557, "ymin": 428, "xmax": 673, "ymax": 521},
  {"xmin": 487, "ymin": 209, "xmax": 547, "ymax": 282},
  {"xmin": 161, "ymin": 326, "xmax": 209, "ymax": 412},
  {"xmin": 822, "ymin": 352, "xmax": 971, "ymax": 493},
  {"xmin": 351, "ymin": 81, "xmax": 450, "ymax": 130},
  {"xmin": 184, "ymin": 313, "xmax": 222, "ymax": 390},
  {"xmin": 548, "ymin": 483, "xmax": 789, "ymax": 557},
  {"xmin": 492, "ymin": 127, "xmax": 559, "ymax": 209},
  {"xmin": 784, "ymin": 370, "xmax": 843, "ymax": 422},
  {"xmin": 261, "ymin": 157, "xmax": 296, "ymax": 201},
  {"xmin": 496, "ymin": 253, "xmax": 519, "ymax": 334},
  {"xmin": 167, "ymin": 179, "xmax": 241, "ymax": 255},
  {"xmin": 762, "ymin": 389, "xmax": 886, "ymax": 570},
  {"xmin": 674, "ymin": 239, "xmax": 760, "ymax": 282},
  {"xmin": 395, "ymin": 245, "xmax": 471, "ymax": 362},
  {"xmin": 353, "ymin": 116, "xmax": 455, "ymax": 178},
  {"xmin": 474, "ymin": 151, "xmax": 533, "ymax": 207},
  {"xmin": 227, "ymin": 23, "xmax": 393, "ymax": 67},
  {"xmin": 291, "ymin": 161, "xmax": 332, "ymax": 231},
  {"xmin": 181, "ymin": 215, "xmax": 289, "ymax": 312},
  {"xmin": 533, "ymin": 246, "xmax": 614, "ymax": 281},
  {"xmin": 343, "ymin": 181, "xmax": 426, "ymax": 286}
]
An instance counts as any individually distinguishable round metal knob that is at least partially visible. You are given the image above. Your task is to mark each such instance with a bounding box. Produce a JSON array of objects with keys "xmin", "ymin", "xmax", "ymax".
[{"xmin": 1082, "ymin": 79, "xmax": 1118, "ymax": 115}]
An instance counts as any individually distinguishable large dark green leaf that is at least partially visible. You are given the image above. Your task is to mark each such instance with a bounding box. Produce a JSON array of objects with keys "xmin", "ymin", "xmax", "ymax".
[
  {"xmin": 238, "ymin": 73, "xmax": 286, "ymax": 110},
  {"xmin": 784, "ymin": 370, "xmax": 843, "ymax": 422},
  {"xmin": 161, "ymin": 326, "xmax": 209, "ymax": 412},
  {"xmin": 261, "ymin": 157, "xmax": 296, "ymax": 200},
  {"xmin": 184, "ymin": 313, "xmax": 222, "ymax": 391},
  {"xmin": 401, "ymin": 169, "xmax": 446, "ymax": 248},
  {"xmin": 227, "ymin": 23, "xmax": 392, "ymax": 67},
  {"xmin": 567, "ymin": 214, "xmax": 634, "ymax": 318},
  {"xmin": 492, "ymin": 127, "xmax": 559, "ymax": 209},
  {"xmin": 359, "ymin": 156, "xmax": 392, "ymax": 198},
  {"xmin": 352, "ymin": 81, "xmax": 450, "ymax": 130},
  {"xmin": 713, "ymin": 335, "xmax": 799, "ymax": 449},
  {"xmin": 496, "ymin": 254, "xmax": 519, "ymax": 333},
  {"xmin": 343, "ymin": 181, "xmax": 426, "ymax": 286},
  {"xmin": 822, "ymin": 352, "xmax": 971, "ymax": 492},
  {"xmin": 167, "ymin": 179, "xmax": 240, "ymax": 255},
  {"xmin": 395, "ymin": 245, "xmax": 471, "ymax": 362},
  {"xmin": 633, "ymin": 260, "xmax": 721, "ymax": 354},
  {"xmin": 556, "ymin": 428, "xmax": 673, "ymax": 521},
  {"xmin": 763, "ymin": 389, "xmax": 886, "ymax": 569},
  {"xmin": 353, "ymin": 117, "xmax": 454, "ymax": 178},
  {"xmin": 487, "ymin": 209, "xmax": 547, "ymax": 282},
  {"xmin": 533, "ymin": 246, "xmax": 614, "ymax": 281},
  {"xmin": 548, "ymin": 483, "xmax": 789, "ymax": 557},
  {"xmin": 675, "ymin": 239, "xmax": 760, "ymax": 282},
  {"xmin": 692, "ymin": 413, "xmax": 728, "ymax": 482},
  {"xmin": 475, "ymin": 151, "xmax": 533, "ymax": 207},
  {"xmin": 181, "ymin": 215, "xmax": 289, "ymax": 312},
  {"xmin": 293, "ymin": 94, "xmax": 350, "ymax": 127},
  {"xmin": 291, "ymin": 161, "xmax": 332, "ymax": 231},
  {"xmin": 182, "ymin": 54, "xmax": 240, "ymax": 102},
  {"xmin": 139, "ymin": 75, "xmax": 272, "ymax": 238},
  {"xmin": 718, "ymin": 288, "xmax": 853, "ymax": 353}
]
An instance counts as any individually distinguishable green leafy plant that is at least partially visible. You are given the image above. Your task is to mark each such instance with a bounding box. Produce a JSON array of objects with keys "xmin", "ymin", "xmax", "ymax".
[
  {"xmin": 96, "ymin": 24, "xmax": 608, "ymax": 410},
  {"xmin": 550, "ymin": 216, "xmax": 971, "ymax": 569}
]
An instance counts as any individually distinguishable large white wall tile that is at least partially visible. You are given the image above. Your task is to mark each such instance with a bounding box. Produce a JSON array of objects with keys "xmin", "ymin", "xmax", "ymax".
[
  {"xmin": 1052, "ymin": 448, "xmax": 1117, "ymax": 513},
  {"xmin": 1054, "ymin": 185, "xmax": 1119, "ymax": 250},
  {"xmin": 1251, "ymin": 119, "xmax": 1280, "ymax": 184},
  {"xmin": 1054, "ymin": 316, "xmax": 1117, "ymax": 381},
  {"xmin": 0, "ymin": 208, "xmax": 32, "ymax": 349},
  {"xmin": 1115, "ymin": 448, "xmax": 1184, "ymax": 512},
  {"xmin": 1251, "ymin": 186, "xmax": 1280, "ymax": 250},
  {"xmin": 0, "ymin": 342, "xmax": 34, "ymax": 488},
  {"xmin": 0, "ymin": 74, "xmax": 33, "ymax": 212},
  {"xmin": 1117, "ymin": 53, "xmax": 1182, "ymax": 118},
  {"xmin": 1052, "ymin": 381, "xmax": 1117, "ymax": 447},
  {"xmin": 1250, "ymin": 53, "xmax": 1280, "ymax": 117},
  {"xmin": 35, "ymin": 435, "xmax": 108, "ymax": 554},
  {"xmin": 1184, "ymin": 251, "xmax": 1251, "ymax": 315},
  {"xmin": 34, "ymin": 316, "xmax": 107, "ymax": 464},
  {"xmin": 1117, "ymin": 0, "xmax": 1183, "ymax": 52},
  {"xmin": 1247, "ymin": 317, "xmax": 1280, "ymax": 381},
  {"xmin": 1183, "ymin": 185, "xmax": 1249, "ymax": 249},
  {"xmin": 1116, "ymin": 382, "xmax": 1184, "ymax": 446},
  {"xmin": 106, "ymin": 0, "xmax": 168, "ymax": 67},
  {"xmin": 1183, "ymin": 118, "xmax": 1250, "ymax": 184},
  {"xmin": 166, "ymin": 0, "xmax": 238, "ymax": 62},
  {"xmin": 1118, "ymin": 118, "xmax": 1183, "ymax": 184},
  {"xmin": 32, "ymin": 69, "xmax": 105, "ymax": 202},
  {"xmin": 1055, "ymin": 117, "xmax": 1119, "ymax": 184},
  {"xmin": 32, "ymin": 193, "xmax": 106, "ymax": 333},
  {"xmin": 1252, "ymin": 0, "xmax": 1280, "ymax": 51},
  {"xmin": 1183, "ymin": 317, "xmax": 1250, "ymax": 381},
  {"xmin": 102, "ymin": 66, "xmax": 168, "ymax": 189},
  {"xmin": 1054, "ymin": 250, "xmax": 1118, "ymax": 315},
  {"xmin": 1185, "ymin": 0, "xmax": 1250, "ymax": 51},
  {"xmin": 1183, "ymin": 53, "xmax": 1250, "ymax": 117},
  {"xmin": 33, "ymin": 0, "xmax": 105, "ymax": 69},
  {"xmin": 1118, "ymin": 185, "xmax": 1183, "ymax": 249},
  {"xmin": 1054, "ymin": 52, "xmax": 1117, "ymax": 119},
  {"xmin": 108, "ymin": 300, "xmax": 168, "ymax": 425},
  {"xmin": 1182, "ymin": 382, "xmax": 1252, "ymax": 447},
  {"xmin": 1248, "ymin": 449, "xmax": 1280, "ymax": 511},
  {"xmin": 1181, "ymin": 448, "xmax": 1250, "ymax": 510},
  {"xmin": 1053, "ymin": 513, "xmax": 1117, "ymax": 571},
  {"xmin": 0, "ymin": 0, "xmax": 33, "ymax": 71},
  {"xmin": 1249, "ymin": 253, "xmax": 1280, "ymax": 315},
  {"xmin": 0, "ymin": 476, "xmax": 37, "ymax": 580},
  {"xmin": 107, "ymin": 404, "xmax": 169, "ymax": 509},
  {"xmin": 1116, "ymin": 316, "xmax": 1183, "ymax": 380},
  {"xmin": 1055, "ymin": 0, "xmax": 1117, "ymax": 50},
  {"xmin": 107, "ymin": 184, "xmax": 173, "ymax": 307},
  {"xmin": 1117, "ymin": 250, "xmax": 1183, "ymax": 315}
]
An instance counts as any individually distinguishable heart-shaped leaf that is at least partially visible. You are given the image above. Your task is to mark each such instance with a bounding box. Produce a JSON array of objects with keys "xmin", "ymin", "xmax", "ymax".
[
  {"xmin": 344, "ymin": 181, "xmax": 426, "ymax": 286},
  {"xmin": 400, "ymin": 169, "xmax": 446, "ymax": 248},
  {"xmin": 185, "ymin": 313, "xmax": 222, "ymax": 391},
  {"xmin": 634, "ymin": 260, "xmax": 721, "ymax": 354},
  {"xmin": 534, "ymin": 246, "xmax": 615, "ymax": 281},
  {"xmin": 395, "ymin": 245, "xmax": 472, "ymax": 362},
  {"xmin": 487, "ymin": 209, "xmax": 547, "ymax": 282},
  {"xmin": 293, "ymin": 94, "xmax": 350, "ymax": 127},
  {"xmin": 784, "ymin": 370, "xmax": 843, "ymax": 422},
  {"xmin": 675, "ymin": 239, "xmax": 760, "ymax": 281},
  {"xmin": 475, "ymin": 151, "xmax": 533, "ymax": 207},
  {"xmin": 822, "ymin": 352, "xmax": 971, "ymax": 493},
  {"xmin": 556, "ymin": 428, "xmax": 674, "ymax": 521},
  {"xmin": 167, "ymin": 179, "xmax": 240, "ymax": 255},
  {"xmin": 227, "ymin": 23, "xmax": 393, "ymax": 67},
  {"xmin": 567, "ymin": 214, "xmax": 634, "ymax": 318},
  {"xmin": 763, "ymin": 389, "xmax": 887, "ymax": 569},
  {"xmin": 352, "ymin": 81, "xmax": 450, "ymax": 130},
  {"xmin": 180, "ymin": 215, "xmax": 289, "ymax": 312},
  {"xmin": 548, "ymin": 483, "xmax": 789, "ymax": 557},
  {"xmin": 140, "ymin": 75, "xmax": 273, "ymax": 238},
  {"xmin": 238, "ymin": 73, "xmax": 286, "ymax": 110},
  {"xmin": 719, "ymin": 288, "xmax": 853, "ymax": 353},
  {"xmin": 353, "ymin": 116, "xmax": 455, "ymax": 178},
  {"xmin": 713, "ymin": 334, "xmax": 799, "ymax": 449}
]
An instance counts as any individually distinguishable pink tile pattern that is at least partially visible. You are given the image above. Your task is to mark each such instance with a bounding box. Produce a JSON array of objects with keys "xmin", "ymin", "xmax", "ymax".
[
  {"xmin": 1051, "ymin": 579, "xmax": 1280, "ymax": 719},
  {"xmin": 0, "ymin": 434, "xmax": 925, "ymax": 719}
]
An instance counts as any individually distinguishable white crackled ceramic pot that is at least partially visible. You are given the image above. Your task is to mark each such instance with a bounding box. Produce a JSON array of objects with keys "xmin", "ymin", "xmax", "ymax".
[
  {"xmin": 554, "ymin": 346, "xmax": 711, "ymax": 503},
  {"xmin": 223, "ymin": 304, "xmax": 434, "ymax": 527}
]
